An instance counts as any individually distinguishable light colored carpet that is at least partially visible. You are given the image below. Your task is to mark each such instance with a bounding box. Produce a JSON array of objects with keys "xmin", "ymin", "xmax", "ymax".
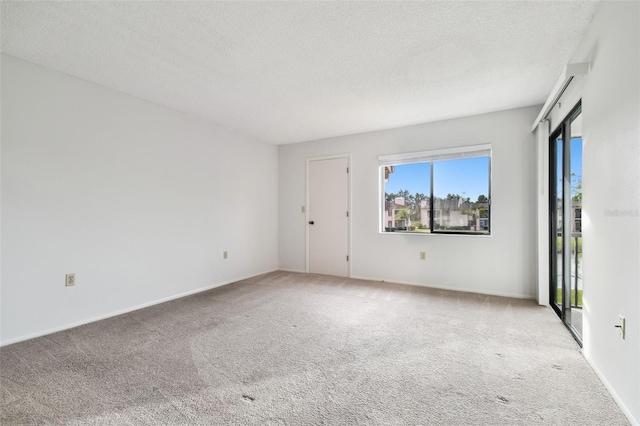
[{"xmin": 0, "ymin": 271, "xmax": 628, "ymax": 425}]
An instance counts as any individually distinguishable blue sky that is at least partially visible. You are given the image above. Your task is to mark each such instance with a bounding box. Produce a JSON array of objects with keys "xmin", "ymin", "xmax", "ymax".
[
  {"xmin": 385, "ymin": 157, "xmax": 490, "ymax": 201},
  {"xmin": 555, "ymin": 137, "xmax": 583, "ymax": 194},
  {"xmin": 387, "ymin": 137, "xmax": 582, "ymax": 202}
]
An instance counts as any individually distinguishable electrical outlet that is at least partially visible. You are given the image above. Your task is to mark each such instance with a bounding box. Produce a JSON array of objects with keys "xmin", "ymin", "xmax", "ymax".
[
  {"xmin": 223, "ymin": 251, "xmax": 228, "ymax": 260},
  {"xmin": 617, "ymin": 315, "xmax": 626, "ymax": 339},
  {"xmin": 65, "ymin": 273, "xmax": 76, "ymax": 287},
  {"xmin": 420, "ymin": 251, "xmax": 426, "ymax": 260}
]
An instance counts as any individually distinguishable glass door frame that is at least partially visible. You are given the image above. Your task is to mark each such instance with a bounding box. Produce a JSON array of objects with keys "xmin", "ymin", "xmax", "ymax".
[{"xmin": 549, "ymin": 100, "xmax": 582, "ymax": 345}]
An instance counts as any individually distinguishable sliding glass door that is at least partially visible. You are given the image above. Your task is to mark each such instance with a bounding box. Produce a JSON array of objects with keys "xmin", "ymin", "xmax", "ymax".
[{"xmin": 550, "ymin": 102, "xmax": 582, "ymax": 343}]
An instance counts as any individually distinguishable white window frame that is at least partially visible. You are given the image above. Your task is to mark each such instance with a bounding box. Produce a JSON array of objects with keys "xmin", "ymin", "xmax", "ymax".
[{"xmin": 378, "ymin": 144, "xmax": 492, "ymax": 235}]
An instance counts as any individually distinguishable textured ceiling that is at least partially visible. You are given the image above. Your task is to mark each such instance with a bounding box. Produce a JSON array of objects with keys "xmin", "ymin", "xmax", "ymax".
[{"xmin": 1, "ymin": 1, "xmax": 599, "ymax": 144}]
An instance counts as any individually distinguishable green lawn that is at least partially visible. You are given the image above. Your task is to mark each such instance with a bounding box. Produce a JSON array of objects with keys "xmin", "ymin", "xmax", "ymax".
[
  {"xmin": 556, "ymin": 236, "xmax": 582, "ymax": 254},
  {"xmin": 412, "ymin": 228, "xmax": 431, "ymax": 233},
  {"xmin": 556, "ymin": 288, "xmax": 583, "ymax": 306}
]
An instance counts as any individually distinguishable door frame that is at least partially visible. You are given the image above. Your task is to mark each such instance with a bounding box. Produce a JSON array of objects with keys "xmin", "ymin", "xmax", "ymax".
[
  {"xmin": 305, "ymin": 153, "xmax": 352, "ymax": 277},
  {"xmin": 549, "ymin": 100, "xmax": 582, "ymax": 344}
]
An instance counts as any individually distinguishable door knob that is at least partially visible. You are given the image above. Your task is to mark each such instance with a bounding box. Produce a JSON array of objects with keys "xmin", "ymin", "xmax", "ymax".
[{"xmin": 309, "ymin": 221, "xmax": 315, "ymax": 225}]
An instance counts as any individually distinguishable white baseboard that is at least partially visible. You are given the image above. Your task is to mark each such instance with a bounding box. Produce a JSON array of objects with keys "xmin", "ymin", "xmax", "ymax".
[
  {"xmin": 275, "ymin": 270, "xmax": 534, "ymax": 300},
  {"xmin": 277, "ymin": 268, "xmax": 306, "ymax": 273},
  {"xmin": 350, "ymin": 274, "xmax": 536, "ymax": 300},
  {"xmin": 0, "ymin": 269, "xmax": 279, "ymax": 347},
  {"xmin": 583, "ymin": 353, "xmax": 639, "ymax": 426}
]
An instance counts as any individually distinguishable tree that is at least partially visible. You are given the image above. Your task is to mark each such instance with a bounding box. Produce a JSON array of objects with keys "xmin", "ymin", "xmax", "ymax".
[
  {"xmin": 412, "ymin": 192, "xmax": 427, "ymax": 223},
  {"xmin": 387, "ymin": 189, "xmax": 428, "ymax": 228},
  {"xmin": 571, "ymin": 174, "xmax": 582, "ymax": 204},
  {"xmin": 396, "ymin": 189, "xmax": 410, "ymax": 201},
  {"xmin": 394, "ymin": 209, "xmax": 411, "ymax": 229},
  {"xmin": 472, "ymin": 195, "xmax": 489, "ymax": 219},
  {"xmin": 406, "ymin": 193, "xmax": 415, "ymax": 210},
  {"xmin": 572, "ymin": 181, "xmax": 582, "ymax": 203}
]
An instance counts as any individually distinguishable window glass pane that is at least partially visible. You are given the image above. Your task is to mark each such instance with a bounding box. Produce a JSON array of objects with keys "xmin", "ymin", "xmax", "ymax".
[
  {"xmin": 569, "ymin": 111, "xmax": 583, "ymax": 335},
  {"xmin": 383, "ymin": 163, "xmax": 431, "ymax": 233},
  {"xmin": 381, "ymin": 148, "xmax": 491, "ymax": 235},
  {"xmin": 432, "ymin": 157, "xmax": 490, "ymax": 233},
  {"xmin": 570, "ymin": 116, "xmax": 582, "ymax": 235}
]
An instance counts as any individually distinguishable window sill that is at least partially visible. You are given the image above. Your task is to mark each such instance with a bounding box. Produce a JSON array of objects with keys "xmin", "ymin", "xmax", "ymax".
[{"xmin": 379, "ymin": 231, "xmax": 491, "ymax": 237}]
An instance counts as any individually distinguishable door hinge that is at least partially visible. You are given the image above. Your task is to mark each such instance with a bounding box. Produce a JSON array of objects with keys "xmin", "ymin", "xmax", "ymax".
[
  {"xmin": 346, "ymin": 167, "xmax": 349, "ymax": 173},
  {"xmin": 346, "ymin": 255, "xmax": 349, "ymax": 261},
  {"xmin": 346, "ymin": 211, "xmax": 349, "ymax": 217}
]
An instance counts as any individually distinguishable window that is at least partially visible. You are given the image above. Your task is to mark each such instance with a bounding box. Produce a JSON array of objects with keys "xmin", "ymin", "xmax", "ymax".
[{"xmin": 379, "ymin": 145, "xmax": 491, "ymax": 235}]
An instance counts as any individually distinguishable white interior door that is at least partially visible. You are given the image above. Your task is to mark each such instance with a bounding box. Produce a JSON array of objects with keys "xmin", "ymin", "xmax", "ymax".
[{"xmin": 308, "ymin": 157, "xmax": 349, "ymax": 277}]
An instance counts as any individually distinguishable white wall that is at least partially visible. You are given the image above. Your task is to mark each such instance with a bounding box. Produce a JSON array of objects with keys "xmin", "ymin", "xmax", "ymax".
[
  {"xmin": 279, "ymin": 106, "xmax": 539, "ymax": 299},
  {"xmin": 0, "ymin": 55, "xmax": 279, "ymax": 345},
  {"xmin": 533, "ymin": 120, "xmax": 549, "ymax": 306},
  {"xmin": 569, "ymin": 2, "xmax": 639, "ymax": 422}
]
